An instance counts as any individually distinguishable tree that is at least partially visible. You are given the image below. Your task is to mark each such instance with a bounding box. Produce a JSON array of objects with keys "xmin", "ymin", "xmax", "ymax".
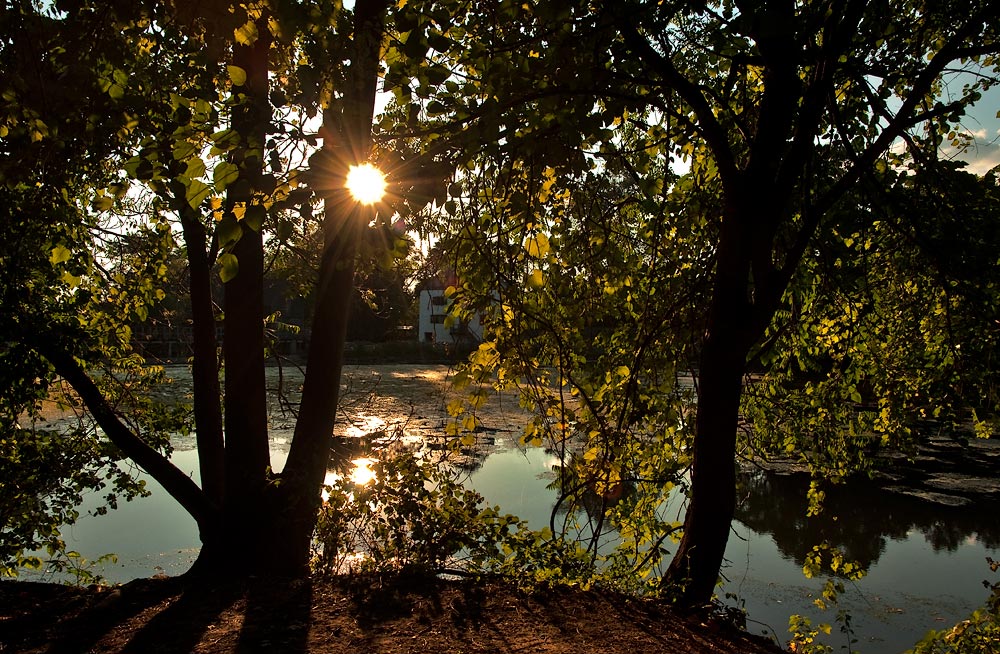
[
  {"xmin": 388, "ymin": 0, "xmax": 1000, "ymax": 605},
  {"xmin": 0, "ymin": 0, "xmax": 426, "ymax": 578}
]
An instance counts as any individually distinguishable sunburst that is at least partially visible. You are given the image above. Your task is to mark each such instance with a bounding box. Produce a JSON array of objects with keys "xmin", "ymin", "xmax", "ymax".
[{"xmin": 345, "ymin": 163, "xmax": 386, "ymax": 204}]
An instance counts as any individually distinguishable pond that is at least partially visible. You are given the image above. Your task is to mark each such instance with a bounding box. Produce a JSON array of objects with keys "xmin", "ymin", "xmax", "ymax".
[{"xmin": 31, "ymin": 365, "xmax": 1000, "ymax": 654}]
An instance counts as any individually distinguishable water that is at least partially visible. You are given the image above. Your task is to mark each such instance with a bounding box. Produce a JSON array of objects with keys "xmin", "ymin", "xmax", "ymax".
[{"xmin": 24, "ymin": 365, "xmax": 1000, "ymax": 653}]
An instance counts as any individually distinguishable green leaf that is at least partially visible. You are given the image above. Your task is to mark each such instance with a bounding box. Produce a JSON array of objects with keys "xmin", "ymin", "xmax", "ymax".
[
  {"xmin": 213, "ymin": 162, "xmax": 240, "ymax": 191},
  {"xmin": 228, "ymin": 65, "xmax": 248, "ymax": 86},
  {"xmin": 173, "ymin": 140, "xmax": 197, "ymax": 161},
  {"xmin": 185, "ymin": 156, "xmax": 206, "ymax": 179},
  {"xmin": 216, "ymin": 215, "xmax": 242, "ymax": 247},
  {"xmin": 218, "ymin": 252, "xmax": 239, "ymax": 283},
  {"xmin": 50, "ymin": 245, "xmax": 72, "ymax": 265},
  {"xmin": 243, "ymin": 203, "xmax": 266, "ymax": 232},
  {"xmin": 186, "ymin": 179, "xmax": 211, "ymax": 208},
  {"xmin": 92, "ymin": 195, "xmax": 114, "ymax": 212}
]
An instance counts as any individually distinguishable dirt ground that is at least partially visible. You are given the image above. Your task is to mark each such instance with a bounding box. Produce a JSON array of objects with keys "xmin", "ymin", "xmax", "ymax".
[{"xmin": 0, "ymin": 575, "xmax": 785, "ymax": 654}]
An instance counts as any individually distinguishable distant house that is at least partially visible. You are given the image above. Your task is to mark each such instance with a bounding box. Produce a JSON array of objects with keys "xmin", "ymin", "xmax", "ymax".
[{"xmin": 417, "ymin": 289, "xmax": 483, "ymax": 344}]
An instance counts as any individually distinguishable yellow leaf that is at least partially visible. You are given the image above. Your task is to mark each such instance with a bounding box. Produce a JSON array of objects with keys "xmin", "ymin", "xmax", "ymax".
[
  {"xmin": 446, "ymin": 399, "xmax": 465, "ymax": 417},
  {"xmin": 234, "ymin": 21, "xmax": 258, "ymax": 47},
  {"xmin": 523, "ymin": 232, "xmax": 550, "ymax": 258},
  {"xmin": 50, "ymin": 245, "xmax": 72, "ymax": 265},
  {"xmin": 227, "ymin": 65, "xmax": 247, "ymax": 86}
]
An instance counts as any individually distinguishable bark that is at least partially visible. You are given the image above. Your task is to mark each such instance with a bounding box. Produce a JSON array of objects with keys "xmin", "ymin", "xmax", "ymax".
[
  {"xmin": 191, "ymin": 18, "xmax": 273, "ymax": 576},
  {"xmin": 273, "ymin": 0, "xmax": 389, "ymax": 574},
  {"xmin": 222, "ymin": 18, "xmax": 272, "ymax": 497},
  {"xmin": 663, "ymin": 334, "xmax": 747, "ymax": 605},
  {"xmin": 178, "ymin": 204, "xmax": 224, "ymax": 506},
  {"xmin": 664, "ymin": 192, "xmax": 756, "ymax": 606}
]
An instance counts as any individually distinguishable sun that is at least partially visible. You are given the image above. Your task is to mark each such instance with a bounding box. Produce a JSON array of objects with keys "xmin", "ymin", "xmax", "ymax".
[{"xmin": 345, "ymin": 163, "xmax": 386, "ymax": 204}]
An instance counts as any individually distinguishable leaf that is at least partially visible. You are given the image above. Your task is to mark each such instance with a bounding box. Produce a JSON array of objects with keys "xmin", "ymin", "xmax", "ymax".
[
  {"xmin": 173, "ymin": 140, "xmax": 197, "ymax": 161},
  {"xmin": 92, "ymin": 195, "xmax": 114, "ymax": 212},
  {"xmin": 216, "ymin": 215, "xmax": 242, "ymax": 247},
  {"xmin": 243, "ymin": 203, "xmax": 266, "ymax": 232},
  {"xmin": 524, "ymin": 233, "xmax": 550, "ymax": 258},
  {"xmin": 446, "ymin": 399, "xmax": 465, "ymax": 416},
  {"xmin": 218, "ymin": 252, "xmax": 239, "ymax": 282},
  {"xmin": 50, "ymin": 245, "xmax": 72, "ymax": 265},
  {"xmin": 228, "ymin": 65, "xmax": 247, "ymax": 86},
  {"xmin": 186, "ymin": 179, "xmax": 211, "ymax": 208},
  {"xmin": 213, "ymin": 162, "xmax": 240, "ymax": 191},
  {"xmin": 185, "ymin": 156, "xmax": 206, "ymax": 179},
  {"xmin": 234, "ymin": 21, "xmax": 258, "ymax": 46}
]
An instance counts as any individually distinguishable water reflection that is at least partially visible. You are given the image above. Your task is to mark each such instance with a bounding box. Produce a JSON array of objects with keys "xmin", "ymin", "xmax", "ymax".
[
  {"xmin": 349, "ymin": 458, "xmax": 377, "ymax": 485},
  {"xmin": 735, "ymin": 469, "xmax": 1000, "ymax": 573}
]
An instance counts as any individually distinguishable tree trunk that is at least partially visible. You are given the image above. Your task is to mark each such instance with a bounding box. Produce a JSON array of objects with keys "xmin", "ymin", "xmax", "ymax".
[
  {"xmin": 664, "ymin": 331, "xmax": 747, "ymax": 605},
  {"xmin": 266, "ymin": 0, "xmax": 389, "ymax": 575},
  {"xmin": 178, "ymin": 205, "xmax": 224, "ymax": 507},
  {"xmin": 191, "ymin": 17, "xmax": 273, "ymax": 576},
  {"xmin": 664, "ymin": 196, "xmax": 754, "ymax": 606}
]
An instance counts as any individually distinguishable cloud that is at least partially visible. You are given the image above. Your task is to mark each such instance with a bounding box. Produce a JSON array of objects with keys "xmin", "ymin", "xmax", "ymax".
[{"xmin": 941, "ymin": 130, "xmax": 1000, "ymax": 175}]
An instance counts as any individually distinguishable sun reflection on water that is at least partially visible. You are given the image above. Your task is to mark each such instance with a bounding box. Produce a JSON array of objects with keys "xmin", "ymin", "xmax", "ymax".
[{"xmin": 349, "ymin": 457, "xmax": 377, "ymax": 485}]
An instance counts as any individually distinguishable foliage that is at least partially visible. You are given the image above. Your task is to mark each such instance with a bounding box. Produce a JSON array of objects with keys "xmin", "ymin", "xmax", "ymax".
[
  {"xmin": 0, "ymin": 6, "xmax": 184, "ymax": 572},
  {"xmin": 428, "ymin": 157, "xmax": 703, "ymax": 585},
  {"xmin": 2, "ymin": 0, "xmax": 999, "ymax": 616},
  {"xmin": 380, "ymin": 0, "xmax": 1000, "ymax": 603},
  {"xmin": 743, "ymin": 165, "xmax": 1000, "ymax": 482},
  {"xmin": 907, "ymin": 558, "xmax": 1000, "ymax": 654},
  {"xmin": 787, "ymin": 543, "xmax": 865, "ymax": 654},
  {"xmin": 314, "ymin": 449, "xmax": 512, "ymax": 575},
  {"xmin": 312, "ymin": 448, "xmax": 597, "ymax": 587}
]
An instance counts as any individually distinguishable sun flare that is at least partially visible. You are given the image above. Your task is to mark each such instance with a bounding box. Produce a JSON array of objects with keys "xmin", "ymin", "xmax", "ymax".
[
  {"xmin": 345, "ymin": 163, "xmax": 386, "ymax": 204},
  {"xmin": 349, "ymin": 457, "xmax": 377, "ymax": 486}
]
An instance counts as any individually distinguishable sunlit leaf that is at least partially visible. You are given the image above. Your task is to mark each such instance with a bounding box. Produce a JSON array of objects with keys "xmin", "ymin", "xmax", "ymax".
[
  {"xmin": 228, "ymin": 65, "xmax": 248, "ymax": 86},
  {"xmin": 49, "ymin": 245, "xmax": 72, "ymax": 265},
  {"xmin": 234, "ymin": 21, "xmax": 258, "ymax": 46},
  {"xmin": 186, "ymin": 179, "xmax": 211, "ymax": 208},
  {"xmin": 213, "ymin": 162, "xmax": 240, "ymax": 191},
  {"xmin": 218, "ymin": 252, "xmax": 239, "ymax": 282}
]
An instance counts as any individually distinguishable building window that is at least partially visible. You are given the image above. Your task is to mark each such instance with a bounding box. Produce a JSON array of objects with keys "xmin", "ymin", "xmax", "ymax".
[
  {"xmin": 430, "ymin": 314, "xmax": 445, "ymax": 324},
  {"xmin": 430, "ymin": 295, "xmax": 447, "ymax": 306}
]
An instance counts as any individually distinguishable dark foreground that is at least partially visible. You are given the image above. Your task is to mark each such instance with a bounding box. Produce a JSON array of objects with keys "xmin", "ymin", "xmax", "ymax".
[{"xmin": 0, "ymin": 575, "xmax": 784, "ymax": 653}]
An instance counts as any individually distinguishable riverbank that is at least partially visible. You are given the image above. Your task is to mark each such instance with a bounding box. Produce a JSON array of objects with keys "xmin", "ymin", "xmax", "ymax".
[{"xmin": 0, "ymin": 575, "xmax": 785, "ymax": 654}]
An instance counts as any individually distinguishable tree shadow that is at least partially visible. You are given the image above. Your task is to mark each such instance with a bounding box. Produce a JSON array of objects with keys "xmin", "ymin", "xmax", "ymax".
[
  {"xmin": 234, "ymin": 577, "xmax": 312, "ymax": 653},
  {"xmin": 44, "ymin": 577, "xmax": 186, "ymax": 654},
  {"xmin": 344, "ymin": 571, "xmax": 444, "ymax": 630},
  {"xmin": 117, "ymin": 580, "xmax": 243, "ymax": 654}
]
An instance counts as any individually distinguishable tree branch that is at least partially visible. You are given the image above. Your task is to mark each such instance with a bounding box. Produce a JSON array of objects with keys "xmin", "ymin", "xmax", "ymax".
[
  {"xmin": 616, "ymin": 19, "xmax": 741, "ymax": 188},
  {"xmin": 40, "ymin": 346, "xmax": 217, "ymax": 530}
]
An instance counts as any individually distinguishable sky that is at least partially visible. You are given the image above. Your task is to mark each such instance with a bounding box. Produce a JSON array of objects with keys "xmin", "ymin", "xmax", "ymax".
[{"xmin": 947, "ymin": 85, "xmax": 1000, "ymax": 175}]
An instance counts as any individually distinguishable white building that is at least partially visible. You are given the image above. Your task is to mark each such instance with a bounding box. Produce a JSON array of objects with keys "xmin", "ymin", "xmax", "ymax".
[{"xmin": 418, "ymin": 289, "xmax": 483, "ymax": 344}]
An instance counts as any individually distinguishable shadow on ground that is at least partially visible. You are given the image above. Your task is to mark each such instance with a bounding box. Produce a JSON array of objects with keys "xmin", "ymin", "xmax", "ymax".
[{"xmin": 0, "ymin": 575, "xmax": 783, "ymax": 654}]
